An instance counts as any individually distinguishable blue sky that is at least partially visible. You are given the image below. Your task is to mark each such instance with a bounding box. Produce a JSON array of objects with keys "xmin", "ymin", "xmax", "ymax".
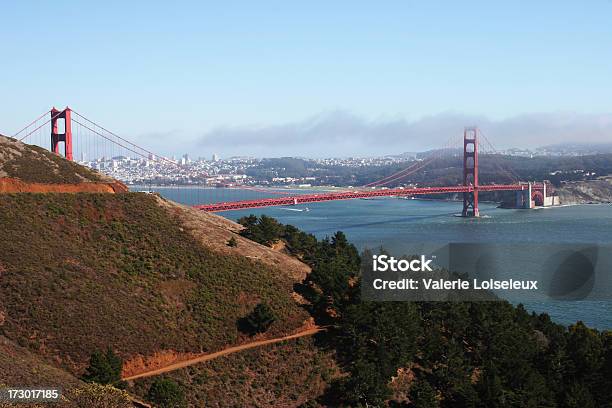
[{"xmin": 2, "ymin": 1, "xmax": 612, "ymax": 157}]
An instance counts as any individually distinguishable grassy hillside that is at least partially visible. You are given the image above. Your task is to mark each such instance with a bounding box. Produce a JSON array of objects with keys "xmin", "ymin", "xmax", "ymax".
[
  {"xmin": 0, "ymin": 335, "xmax": 81, "ymax": 389},
  {"xmin": 0, "ymin": 336, "xmax": 137, "ymax": 408},
  {"xmin": 0, "ymin": 135, "xmax": 108, "ymax": 184},
  {"xmin": 0, "ymin": 136, "xmax": 336, "ymax": 406},
  {"xmin": 0, "ymin": 193, "xmax": 311, "ymax": 375},
  {"xmin": 129, "ymin": 336, "xmax": 337, "ymax": 407}
]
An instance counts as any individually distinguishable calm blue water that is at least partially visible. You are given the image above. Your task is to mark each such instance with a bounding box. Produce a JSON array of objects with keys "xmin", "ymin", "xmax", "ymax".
[{"xmin": 142, "ymin": 187, "xmax": 612, "ymax": 330}]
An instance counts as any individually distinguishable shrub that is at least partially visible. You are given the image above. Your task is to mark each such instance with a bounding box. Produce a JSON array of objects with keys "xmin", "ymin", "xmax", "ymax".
[
  {"xmin": 82, "ymin": 348, "xmax": 122, "ymax": 384},
  {"xmin": 239, "ymin": 303, "xmax": 276, "ymax": 335},
  {"xmin": 68, "ymin": 383, "xmax": 132, "ymax": 408},
  {"xmin": 147, "ymin": 378, "xmax": 186, "ymax": 408},
  {"xmin": 227, "ymin": 236, "xmax": 238, "ymax": 247}
]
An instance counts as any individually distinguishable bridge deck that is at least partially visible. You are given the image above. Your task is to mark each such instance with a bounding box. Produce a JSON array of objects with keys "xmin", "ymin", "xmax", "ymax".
[{"xmin": 194, "ymin": 184, "xmax": 538, "ymax": 212}]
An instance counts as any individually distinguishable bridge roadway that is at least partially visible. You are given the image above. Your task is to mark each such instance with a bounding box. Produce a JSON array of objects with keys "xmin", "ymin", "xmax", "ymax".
[{"xmin": 195, "ymin": 183, "xmax": 540, "ymax": 212}]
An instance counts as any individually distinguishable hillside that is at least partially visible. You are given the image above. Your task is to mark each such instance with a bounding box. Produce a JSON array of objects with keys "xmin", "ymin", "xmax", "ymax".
[
  {"xmin": 0, "ymin": 335, "xmax": 140, "ymax": 407},
  {"xmin": 0, "ymin": 193, "xmax": 313, "ymax": 365},
  {"xmin": 0, "ymin": 135, "xmax": 127, "ymax": 192},
  {"xmin": 0, "ymin": 138, "xmax": 333, "ymax": 407},
  {"xmin": 128, "ymin": 335, "xmax": 336, "ymax": 407},
  {"xmin": 0, "ymin": 334, "xmax": 81, "ymax": 390},
  {"xmin": 556, "ymin": 177, "xmax": 612, "ymax": 204}
]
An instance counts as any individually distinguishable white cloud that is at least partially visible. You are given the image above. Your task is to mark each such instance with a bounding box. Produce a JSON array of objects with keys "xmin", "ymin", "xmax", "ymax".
[{"xmin": 196, "ymin": 110, "xmax": 612, "ymax": 158}]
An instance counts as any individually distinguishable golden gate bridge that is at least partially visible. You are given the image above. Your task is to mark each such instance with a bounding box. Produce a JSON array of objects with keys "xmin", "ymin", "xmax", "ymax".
[{"xmin": 12, "ymin": 106, "xmax": 548, "ymax": 216}]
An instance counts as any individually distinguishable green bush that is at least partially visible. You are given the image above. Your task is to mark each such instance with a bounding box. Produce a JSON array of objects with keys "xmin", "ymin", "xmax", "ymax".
[
  {"xmin": 147, "ymin": 378, "xmax": 186, "ymax": 408},
  {"xmin": 82, "ymin": 348, "xmax": 122, "ymax": 385},
  {"xmin": 239, "ymin": 303, "xmax": 276, "ymax": 335}
]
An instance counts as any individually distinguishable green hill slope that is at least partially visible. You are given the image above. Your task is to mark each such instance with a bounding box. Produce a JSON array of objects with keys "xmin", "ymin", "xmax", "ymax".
[
  {"xmin": 0, "ymin": 135, "xmax": 106, "ymax": 184},
  {"xmin": 0, "ymin": 193, "xmax": 310, "ymax": 371},
  {"xmin": 0, "ymin": 138, "xmax": 332, "ymax": 407}
]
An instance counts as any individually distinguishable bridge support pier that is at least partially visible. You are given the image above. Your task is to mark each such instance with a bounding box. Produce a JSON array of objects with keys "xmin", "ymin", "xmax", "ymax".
[
  {"xmin": 462, "ymin": 127, "xmax": 479, "ymax": 217},
  {"xmin": 515, "ymin": 183, "xmax": 535, "ymax": 209},
  {"xmin": 51, "ymin": 107, "xmax": 73, "ymax": 161}
]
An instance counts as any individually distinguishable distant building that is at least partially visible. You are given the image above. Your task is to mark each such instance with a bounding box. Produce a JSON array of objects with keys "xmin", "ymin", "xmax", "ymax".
[
  {"xmin": 212, "ymin": 153, "xmax": 219, "ymax": 162},
  {"xmin": 180, "ymin": 153, "xmax": 190, "ymax": 166}
]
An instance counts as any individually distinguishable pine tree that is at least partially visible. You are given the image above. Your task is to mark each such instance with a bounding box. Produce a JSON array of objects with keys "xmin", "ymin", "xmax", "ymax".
[{"xmin": 82, "ymin": 347, "xmax": 122, "ymax": 384}]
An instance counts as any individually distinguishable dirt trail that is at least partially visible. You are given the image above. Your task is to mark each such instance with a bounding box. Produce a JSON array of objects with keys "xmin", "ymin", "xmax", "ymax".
[{"xmin": 122, "ymin": 327, "xmax": 324, "ymax": 381}]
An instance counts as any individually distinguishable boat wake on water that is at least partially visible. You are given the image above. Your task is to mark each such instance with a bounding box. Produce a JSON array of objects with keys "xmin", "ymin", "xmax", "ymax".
[{"xmin": 279, "ymin": 207, "xmax": 310, "ymax": 212}]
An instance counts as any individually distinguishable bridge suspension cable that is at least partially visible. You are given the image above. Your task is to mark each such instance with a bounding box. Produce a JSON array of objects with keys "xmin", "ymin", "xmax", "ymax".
[
  {"xmin": 70, "ymin": 110, "xmax": 179, "ymax": 167},
  {"xmin": 477, "ymin": 128, "xmax": 522, "ymax": 183},
  {"xmin": 15, "ymin": 109, "xmax": 65, "ymax": 142},
  {"xmin": 362, "ymin": 132, "xmax": 463, "ymax": 188},
  {"xmin": 12, "ymin": 109, "xmax": 51, "ymax": 140},
  {"xmin": 70, "ymin": 111, "xmax": 294, "ymax": 197}
]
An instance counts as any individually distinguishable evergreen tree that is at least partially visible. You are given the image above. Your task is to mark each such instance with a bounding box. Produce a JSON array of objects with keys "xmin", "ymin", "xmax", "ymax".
[
  {"xmin": 564, "ymin": 382, "xmax": 596, "ymax": 408},
  {"xmin": 476, "ymin": 363, "xmax": 504, "ymax": 408},
  {"xmin": 82, "ymin": 347, "xmax": 122, "ymax": 384},
  {"xmin": 566, "ymin": 321, "xmax": 603, "ymax": 378},
  {"xmin": 409, "ymin": 378, "xmax": 439, "ymax": 408}
]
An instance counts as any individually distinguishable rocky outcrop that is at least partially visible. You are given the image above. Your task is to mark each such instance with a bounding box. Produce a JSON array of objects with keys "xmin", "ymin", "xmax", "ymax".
[{"xmin": 556, "ymin": 178, "xmax": 612, "ymax": 204}]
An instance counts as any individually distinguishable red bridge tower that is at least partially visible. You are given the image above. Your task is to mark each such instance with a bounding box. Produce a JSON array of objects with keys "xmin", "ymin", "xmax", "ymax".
[
  {"xmin": 51, "ymin": 107, "xmax": 73, "ymax": 161},
  {"xmin": 462, "ymin": 127, "xmax": 479, "ymax": 217}
]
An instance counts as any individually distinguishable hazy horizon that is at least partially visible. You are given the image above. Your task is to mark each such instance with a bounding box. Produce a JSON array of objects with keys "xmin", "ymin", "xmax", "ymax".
[{"xmin": 4, "ymin": 109, "xmax": 612, "ymax": 160}]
